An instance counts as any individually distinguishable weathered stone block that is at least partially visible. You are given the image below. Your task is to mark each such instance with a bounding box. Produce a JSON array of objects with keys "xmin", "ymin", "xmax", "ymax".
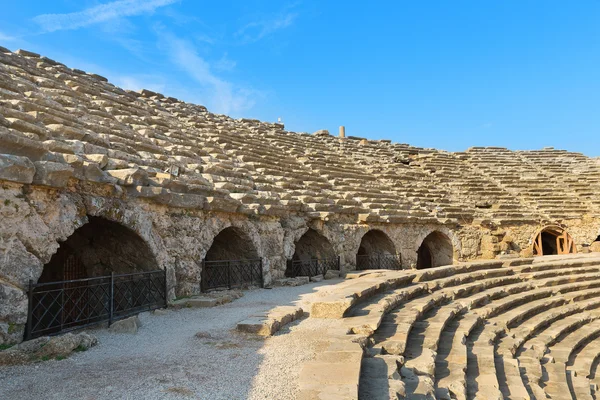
[
  {"xmin": 324, "ymin": 270, "xmax": 341, "ymax": 280},
  {"xmin": 109, "ymin": 316, "xmax": 141, "ymax": 334},
  {"xmin": 86, "ymin": 154, "xmax": 108, "ymax": 168},
  {"xmin": 0, "ymin": 154, "xmax": 35, "ymax": 183},
  {"xmin": 237, "ymin": 306, "xmax": 303, "ymax": 336},
  {"xmin": 106, "ymin": 168, "xmax": 148, "ymax": 186},
  {"xmin": 32, "ymin": 161, "xmax": 74, "ymax": 187},
  {"xmin": 171, "ymin": 297, "xmax": 218, "ymax": 308}
]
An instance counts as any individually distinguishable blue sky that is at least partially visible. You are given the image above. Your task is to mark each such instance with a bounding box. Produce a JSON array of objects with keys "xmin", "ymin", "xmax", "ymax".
[{"xmin": 0, "ymin": 1, "xmax": 599, "ymax": 155}]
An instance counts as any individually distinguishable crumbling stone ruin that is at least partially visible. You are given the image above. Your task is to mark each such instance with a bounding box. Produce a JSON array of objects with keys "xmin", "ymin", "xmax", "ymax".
[{"xmin": 0, "ymin": 45, "xmax": 599, "ymax": 358}]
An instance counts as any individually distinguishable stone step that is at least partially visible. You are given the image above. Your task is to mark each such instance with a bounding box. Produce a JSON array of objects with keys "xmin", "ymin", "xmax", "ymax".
[{"xmin": 236, "ymin": 306, "xmax": 303, "ymax": 336}]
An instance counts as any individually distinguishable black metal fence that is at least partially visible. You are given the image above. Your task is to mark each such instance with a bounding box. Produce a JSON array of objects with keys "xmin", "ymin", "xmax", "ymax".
[
  {"xmin": 25, "ymin": 270, "xmax": 167, "ymax": 340},
  {"xmin": 287, "ymin": 256, "xmax": 341, "ymax": 278},
  {"xmin": 356, "ymin": 254, "xmax": 403, "ymax": 270},
  {"xmin": 201, "ymin": 259, "xmax": 263, "ymax": 292}
]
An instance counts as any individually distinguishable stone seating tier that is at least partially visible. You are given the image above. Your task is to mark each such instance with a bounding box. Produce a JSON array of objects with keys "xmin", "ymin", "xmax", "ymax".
[
  {"xmin": 298, "ymin": 254, "xmax": 600, "ymax": 399},
  {"xmin": 1, "ymin": 48, "xmax": 599, "ymax": 225}
]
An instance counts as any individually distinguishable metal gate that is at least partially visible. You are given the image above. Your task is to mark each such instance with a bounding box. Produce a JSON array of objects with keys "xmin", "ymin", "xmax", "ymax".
[
  {"xmin": 201, "ymin": 259, "xmax": 263, "ymax": 292},
  {"xmin": 286, "ymin": 256, "xmax": 341, "ymax": 278},
  {"xmin": 356, "ymin": 254, "xmax": 403, "ymax": 270},
  {"xmin": 26, "ymin": 269, "xmax": 167, "ymax": 340}
]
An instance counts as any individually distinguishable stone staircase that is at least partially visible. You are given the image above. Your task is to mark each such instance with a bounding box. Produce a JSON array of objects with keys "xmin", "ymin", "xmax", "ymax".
[{"xmin": 298, "ymin": 254, "xmax": 600, "ymax": 399}]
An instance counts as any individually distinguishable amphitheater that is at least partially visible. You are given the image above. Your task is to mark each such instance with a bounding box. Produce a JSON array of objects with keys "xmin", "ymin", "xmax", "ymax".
[{"xmin": 1, "ymin": 46, "xmax": 600, "ymax": 399}]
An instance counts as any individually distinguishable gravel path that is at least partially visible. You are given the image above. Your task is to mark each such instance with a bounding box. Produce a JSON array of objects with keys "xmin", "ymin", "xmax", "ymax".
[{"xmin": 0, "ymin": 280, "xmax": 343, "ymax": 400}]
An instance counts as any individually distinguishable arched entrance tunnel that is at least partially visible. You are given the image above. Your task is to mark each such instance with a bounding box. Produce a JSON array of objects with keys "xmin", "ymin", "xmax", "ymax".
[
  {"xmin": 286, "ymin": 229, "xmax": 337, "ymax": 277},
  {"xmin": 204, "ymin": 227, "xmax": 259, "ymax": 261},
  {"xmin": 532, "ymin": 226, "xmax": 576, "ymax": 256},
  {"xmin": 202, "ymin": 227, "xmax": 262, "ymax": 291},
  {"xmin": 356, "ymin": 229, "xmax": 400, "ymax": 270},
  {"xmin": 39, "ymin": 216, "xmax": 158, "ymax": 283},
  {"xmin": 417, "ymin": 231, "xmax": 453, "ymax": 269},
  {"xmin": 31, "ymin": 216, "xmax": 161, "ymax": 339}
]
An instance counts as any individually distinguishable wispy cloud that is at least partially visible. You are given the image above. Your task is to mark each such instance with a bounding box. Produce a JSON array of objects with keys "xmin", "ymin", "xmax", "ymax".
[
  {"xmin": 159, "ymin": 30, "xmax": 259, "ymax": 114},
  {"xmin": 213, "ymin": 53, "xmax": 237, "ymax": 72},
  {"xmin": 481, "ymin": 122, "xmax": 493, "ymax": 129},
  {"xmin": 0, "ymin": 31, "xmax": 16, "ymax": 42},
  {"xmin": 236, "ymin": 12, "xmax": 297, "ymax": 44},
  {"xmin": 33, "ymin": 0, "xmax": 178, "ymax": 33}
]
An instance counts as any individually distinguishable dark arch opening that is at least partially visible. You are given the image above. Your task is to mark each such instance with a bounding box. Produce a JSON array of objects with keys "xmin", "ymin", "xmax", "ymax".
[
  {"xmin": 204, "ymin": 227, "xmax": 259, "ymax": 261},
  {"xmin": 31, "ymin": 216, "xmax": 161, "ymax": 340},
  {"xmin": 356, "ymin": 230, "xmax": 399, "ymax": 270},
  {"xmin": 417, "ymin": 231, "xmax": 453, "ymax": 269},
  {"xmin": 292, "ymin": 229, "xmax": 335, "ymax": 261},
  {"xmin": 532, "ymin": 226, "xmax": 576, "ymax": 256},
  {"xmin": 286, "ymin": 229, "xmax": 337, "ymax": 277},
  {"xmin": 541, "ymin": 232, "xmax": 558, "ymax": 255},
  {"xmin": 357, "ymin": 230, "xmax": 396, "ymax": 256},
  {"xmin": 39, "ymin": 216, "xmax": 158, "ymax": 283},
  {"xmin": 202, "ymin": 227, "xmax": 261, "ymax": 291}
]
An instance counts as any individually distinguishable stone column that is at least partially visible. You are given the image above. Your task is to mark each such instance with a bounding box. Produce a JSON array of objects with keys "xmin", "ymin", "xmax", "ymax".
[{"xmin": 339, "ymin": 126, "xmax": 345, "ymax": 138}]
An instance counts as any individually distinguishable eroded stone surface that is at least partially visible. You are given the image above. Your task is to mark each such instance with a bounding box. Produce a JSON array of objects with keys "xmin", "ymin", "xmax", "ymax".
[{"xmin": 0, "ymin": 49, "xmax": 599, "ymax": 348}]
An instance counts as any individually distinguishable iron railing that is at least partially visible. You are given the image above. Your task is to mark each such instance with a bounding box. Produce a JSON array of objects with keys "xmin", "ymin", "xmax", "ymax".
[
  {"xmin": 356, "ymin": 254, "xmax": 403, "ymax": 270},
  {"xmin": 201, "ymin": 259, "xmax": 263, "ymax": 292},
  {"xmin": 25, "ymin": 269, "xmax": 167, "ymax": 340},
  {"xmin": 286, "ymin": 256, "xmax": 341, "ymax": 278}
]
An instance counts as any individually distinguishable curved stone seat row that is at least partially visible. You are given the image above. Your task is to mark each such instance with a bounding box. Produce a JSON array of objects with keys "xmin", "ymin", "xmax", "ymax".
[
  {"xmin": 296, "ymin": 254, "xmax": 600, "ymax": 399},
  {"xmin": 2, "ymin": 47, "xmax": 600, "ymax": 224}
]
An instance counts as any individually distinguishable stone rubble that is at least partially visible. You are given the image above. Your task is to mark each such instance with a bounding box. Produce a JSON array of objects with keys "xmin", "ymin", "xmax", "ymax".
[{"xmin": 0, "ymin": 332, "xmax": 97, "ymax": 366}]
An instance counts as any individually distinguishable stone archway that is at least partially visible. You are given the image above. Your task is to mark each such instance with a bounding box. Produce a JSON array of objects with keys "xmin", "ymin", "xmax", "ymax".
[
  {"xmin": 31, "ymin": 216, "xmax": 161, "ymax": 339},
  {"xmin": 357, "ymin": 229, "xmax": 396, "ymax": 256},
  {"xmin": 532, "ymin": 226, "xmax": 576, "ymax": 256},
  {"xmin": 417, "ymin": 231, "xmax": 453, "ymax": 269},
  {"xmin": 292, "ymin": 228, "xmax": 336, "ymax": 262},
  {"xmin": 286, "ymin": 228, "xmax": 337, "ymax": 277},
  {"xmin": 39, "ymin": 216, "xmax": 159, "ymax": 283},
  {"xmin": 202, "ymin": 227, "xmax": 262, "ymax": 291},
  {"xmin": 356, "ymin": 229, "xmax": 399, "ymax": 270},
  {"xmin": 205, "ymin": 226, "xmax": 259, "ymax": 261}
]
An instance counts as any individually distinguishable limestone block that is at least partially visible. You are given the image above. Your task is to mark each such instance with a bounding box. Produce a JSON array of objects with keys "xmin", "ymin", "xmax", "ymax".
[
  {"xmin": 105, "ymin": 158, "xmax": 130, "ymax": 170},
  {"xmin": 85, "ymin": 154, "xmax": 108, "ymax": 168},
  {"xmin": 42, "ymin": 152, "xmax": 83, "ymax": 168},
  {"xmin": 0, "ymin": 154, "xmax": 35, "ymax": 183},
  {"xmin": 81, "ymin": 161, "xmax": 116, "ymax": 183},
  {"xmin": 237, "ymin": 306, "xmax": 303, "ymax": 336},
  {"xmin": 0, "ymin": 115, "xmax": 10, "ymax": 128},
  {"xmin": 205, "ymin": 196, "xmax": 240, "ymax": 213},
  {"xmin": 42, "ymin": 140, "xmax": 76, "ymax": 154},
  {"xmin": 171, "ymin": 297, "xmax": 218, "ymax": 308},
  {"xmin": 45, "ymin": 124, "xmax": 87, "ymax": 140},
  {"xmin": 0, "ymin": 332, "xmax": 97, "ymax": 365},
  {"xmin": 15, "ymin": 49, "xmax": 39, "ymax": 58},
  {"xmin": 310, "ymin": 274, "xmax": 324, "ymax": 282},
  {"xmin": 109, "ymin": 316, "xmax": 141, "ymax": 334},
  {"xmin": 168, "ymin": 193, "xmax": 206, "ymax": 209},
  {"xmin": 272, "ymin": 277, "xmax": 310, "ymax": 286},
  {"xmin": 324, "ymin": 270, "xmax": 341, "ymax": 280},
  {"xmin": 106, "ymin": 167, "xmax": 148, "ymax": 186},
  {"xmin": 32, "ymin": 161, "xmax": 74, "ymax": 187},
  {"xmin": 590, "ymin": 242, "xmax": 600, "ymax": 253},
  {"xmin": 37, "ymin": 332, "xmax": 97, "ymax": 357}
]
